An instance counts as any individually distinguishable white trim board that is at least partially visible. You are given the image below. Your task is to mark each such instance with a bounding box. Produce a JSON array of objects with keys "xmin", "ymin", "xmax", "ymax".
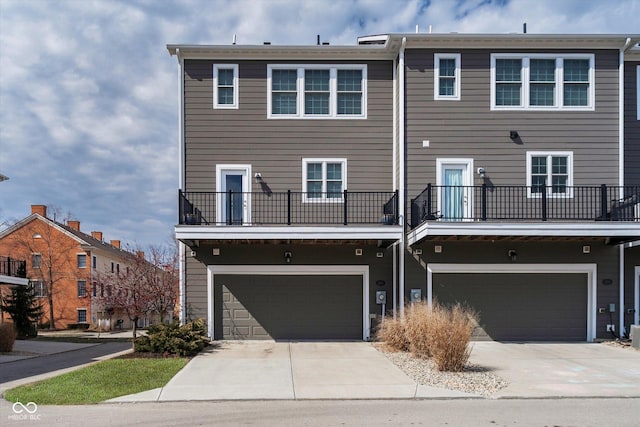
[
  {"xmin": 426, "ymin": 263, "xmax": 597, "ymax": 342},
  {"xmin": 207, "ymin": 265, "xmax": 370, "ymax": 341},
  {"xmin": 176, "ymin": 225, "xmax": 403, "ymax": 241}
]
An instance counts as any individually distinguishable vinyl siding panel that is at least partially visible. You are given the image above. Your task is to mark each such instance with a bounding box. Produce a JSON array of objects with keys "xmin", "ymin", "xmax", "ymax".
[
  {"xmin": 405, "ymin": 49, "xmax": 621, "ymax": 204},
  {"xmin": 183, "ymin": 60, "xmax": 394, "ymax": 193},
  {"xmin": 624, "ymin": 61, "xmax": 640, "ymax": 186}
]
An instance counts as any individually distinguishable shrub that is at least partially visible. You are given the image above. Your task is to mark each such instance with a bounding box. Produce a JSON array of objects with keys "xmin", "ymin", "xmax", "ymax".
[
  {"xmin": 0, "ymin": 323, "xmax": 17, "ymax": 352},
  {"xmin": 376, "ymin": 314, "xmax": 409, "ymax": 352},
  {"xmin": 428, "ymin": 303, "xmax": 477, "ymax": 372},
  {"xmin": 134, "ymin": 319, "xmax": 209, "ymax": 357},
  {"xmin": 404, "ymin": 303, "xmax": 438, "ymax": 358}
]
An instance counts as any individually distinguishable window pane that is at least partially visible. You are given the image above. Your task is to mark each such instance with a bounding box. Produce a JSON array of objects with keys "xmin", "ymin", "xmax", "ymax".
[
  {"xmin": 78, "ymin": 280, "xmax": 87, "ymax": 297},
  {"xmin": 32, "ymin": 254, "xmax": 41, "ymax": 268},
  {"xmin": 563, "ymin": 84, "xmax": 588, "ymax": 106},
  {"xmin": 439, "ymin": 59, "xmax": 456, "ymax": 77},
  {"xmin": 326, "ymin": 163, "xmax": 342, "ymax": 180},
  {"xmin": 307, "ymin": 163, "xmax": 322, "ymax": 180},
  {"xmin": 552, "ymin": 176, "xmax": 567, "ymax": 193},
  {"xmin": 307, "ymin": 181, "xmax": 322, "ymax": 198},
  {"xmin": 305, "ymin": 94, "xmax": 329, "ymax": 115},
  {"xmin": 530, "ymin": 84, "xmax": 555, "ymax": 106},
  {"xmin": 272, "ymin": 69, "xmax": 297, "ymax": 91},
  {"xmin": 78, "ymin": 310, "xmax": 87, "ymax": 323},
  {"xmin": 337, "ymin": 93, "xmax": 362, "ymax": 115},
  {"xmin": 337, "ymin": 70, "xmax": 362, "ymax": 91},
  {"xmin": 272, "ymin": 93, "xmax": 297, "ymax": 114},
  {"xmin": 326, "ymin": 181, "xmax": 342, "ymax": 197},
  {"xmin": 218, "ymin": 87, "xmax": 234, "ymax": 105},
  {"xmin": 530, "ymin": 59, "xmax": 555, "ymax": 82},
  {"xmin": 531, "ymin": 157, "xmax": 547, "ymax": 174},
  {"xmin": 77, "ymin": 254, "xmax": 86, "ymax": 268},
  {"xmin": 496, "ymin": 59, "xmax": 521, "ymax": 82},
  {"xmin": 564, "ymin": 59, "xmax": 589, "ymax": 82},
  {"xmin": 496, "ymin": 83, "xmax": 521, "ymax": 106},
  {"xmin": 439, "ymin": 78, "xmax": 455, "ymax": 96},
  {"xmin": 304, "ymin": 70, "xmax": 329, "ymax": 91},
  {"xmin": 531, "ymin": 176, "xmax": 547, "ymax": 193},
  {"xmin": 218, "ymin": 68, "xmax": 234, "ymax": 86},
  {"xmin": 552, "ymin": 157, "xmax": 567, "ymax": 174}
]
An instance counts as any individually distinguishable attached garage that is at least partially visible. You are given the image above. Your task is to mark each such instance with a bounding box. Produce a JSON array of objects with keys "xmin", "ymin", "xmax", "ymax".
[
  {"xmin": 427, "ymin": 264, "xmax": 597, "ymax": 342},
  {"xmin": 208, "ymin": 265, "xmax": 370, "ymax": 340}
]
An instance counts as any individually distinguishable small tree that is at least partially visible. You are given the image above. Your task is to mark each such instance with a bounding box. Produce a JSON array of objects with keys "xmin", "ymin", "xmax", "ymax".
[
  {"xmin": 146, "ymin": 243, "xmax": 179, "ymax": 323},
  {"xmin": 0, "ymin": 284, "xmax": 43, "ymax": 338}
]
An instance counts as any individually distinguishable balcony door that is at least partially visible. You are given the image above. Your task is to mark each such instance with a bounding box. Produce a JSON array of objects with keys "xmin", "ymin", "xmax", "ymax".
[
  {"xmin": 436, "ymin": 158, "xmax": 473, "ymax": 221},
  {"xmin": 216, "ymin": 165, "xmax": 251, "ymax": 225}
]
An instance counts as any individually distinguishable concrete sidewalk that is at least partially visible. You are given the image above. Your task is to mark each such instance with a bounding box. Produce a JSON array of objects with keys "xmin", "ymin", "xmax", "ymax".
[{"xmin": 108, "ymin": 342, "xmax": 476, "ymax": 402}]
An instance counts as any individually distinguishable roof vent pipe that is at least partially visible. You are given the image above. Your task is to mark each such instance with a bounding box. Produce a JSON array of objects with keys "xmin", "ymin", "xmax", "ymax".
[
  {"xmin": 523, "ymin": 22, "xmax": 527, "ymax": 34},
  {"xmin": 232, "ymin": 34, "xmax": 236, "ymax": 45},
  {"xmin": 429, "ymin": 24, "xmax": 432, "ymax": 34},
  {"xmin": 415, "ymin": 24, "xmax": 419, "ymax": 33},
  {"xmin": 317, "ymin": 34, "xmax": 320, "ymax": 45}
]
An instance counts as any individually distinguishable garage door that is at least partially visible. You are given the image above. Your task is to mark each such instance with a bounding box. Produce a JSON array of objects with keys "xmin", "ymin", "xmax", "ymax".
[
  {"xmin": 215, "ymin": 274, "xmax": 363, "ymax": 340},
  {"xmin": 433, "ymin": 273, "xmax": 587, "ymax": 341}
]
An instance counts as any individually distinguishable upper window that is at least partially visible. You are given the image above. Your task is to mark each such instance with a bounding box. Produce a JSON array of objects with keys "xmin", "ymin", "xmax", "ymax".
[
  {"xmin": 77, "ymin": 253, "xmax": 87, "ymax": 269},
  {"xmin": 77, "ymin": 280, "xmax": 87, "ymax": 298},
  {"xmin": 213, "ymin": 64, "xmax": 238, "ymax": 109},
  {"xmin": 302, "ymin": 159, "xmax": 346, "ymax": 202},
  {"xmin": 268, "ymin": 65, "xmax": 367, "ymax": 118},
  {"xmin": 526, "ymin": 152, "xmax": 573, "ymax": 198},
  {"xmin": 92, "ymin": 256, "xmax": 97, "ymax": 269},
  {"xmin": 434, "ymin": 54, "xmax": 461, "ymax": 100},
  {"xmin": 491, "ymin": 54, "xmax": 594, "ymax": 110},
  {"xmin": 32, "ymin": 253, "xmax": 41, "ymax": 269}
]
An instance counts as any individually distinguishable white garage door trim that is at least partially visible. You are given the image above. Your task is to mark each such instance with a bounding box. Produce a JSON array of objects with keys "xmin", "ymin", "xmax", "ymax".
[
  {"xmin": 426, "ymin": 263, "xmax": 597, "ymax": 342},
  {"xmin": 635, "ymin": 266, "xmax": 639, "ymax": 326},
  {"xmin": 207, "ymin": 265, "xmax": 370, "ymax": 340}
]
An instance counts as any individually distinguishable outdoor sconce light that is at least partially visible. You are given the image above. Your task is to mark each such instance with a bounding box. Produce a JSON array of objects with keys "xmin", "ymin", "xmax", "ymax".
[
  {"xmin": 509, "ymin": 130, "xmax": 519, "ymax": 140},
  {"xmin": 284, "ymin": 251, "xmax": 292, "ymax": 264},
  {"xmin": 254, "ymin": 173, "xmax": 263, "ymax": 184},
  {"xmin": 508, "ymin": 249, "xmax": 517, "ymax": 262},
  {"xmin": 477, "ymin": 167, "xmax": 486, "ymax": 177}
]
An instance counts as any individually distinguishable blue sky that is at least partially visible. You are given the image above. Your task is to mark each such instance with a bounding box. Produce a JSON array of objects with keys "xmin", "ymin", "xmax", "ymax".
[{"xmin": 1, "ymin": 0, "xmax": 639, "ymax": 246}]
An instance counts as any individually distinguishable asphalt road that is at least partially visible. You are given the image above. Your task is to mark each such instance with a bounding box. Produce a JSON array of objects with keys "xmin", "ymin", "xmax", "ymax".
[
  {"xmin": 0, "ymin": 341, "xmax": 130, "ymax": 384},
  {"xmin": 2, "ymin": 398, "xmax": 639, "ymax": 426}
]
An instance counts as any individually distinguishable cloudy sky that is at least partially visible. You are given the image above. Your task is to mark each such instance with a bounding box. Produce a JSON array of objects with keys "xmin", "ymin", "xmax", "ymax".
[{"xmin": 1, "ymin": 0, "xmax": 638, "ymax": 247}]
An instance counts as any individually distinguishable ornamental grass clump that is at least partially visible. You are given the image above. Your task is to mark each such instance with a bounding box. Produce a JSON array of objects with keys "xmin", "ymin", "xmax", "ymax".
[
  {"xmin": 428, "ymin": 303, "xmax": 477, "ymax": 372},
  {"xmin": 376, "ymin": 313, "xmax": 409, "ymax": 352}
]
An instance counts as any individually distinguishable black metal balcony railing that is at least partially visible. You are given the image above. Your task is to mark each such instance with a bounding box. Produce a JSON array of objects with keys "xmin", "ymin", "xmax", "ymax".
[
  {"xmin": 0, "ymin": 256, "xmax": 27, "ymax": 278},
  {"xmin": 410, "ymin": 184, "xmax": 640, "ymax": 228},
  {"xmin": 179, "ymin": 190, "xmax": 399, "ymax": 226}
]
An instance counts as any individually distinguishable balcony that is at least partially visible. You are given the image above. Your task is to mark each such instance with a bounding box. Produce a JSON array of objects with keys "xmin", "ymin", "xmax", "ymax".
[
  {"xmin": 0, "ymin": 256, "xmax": 28, "ymax": 286},
  {"xmin": 411, "ymin": 184, "xmax": 639, "ymax": 228},
  {"xmin": 177, "ymin": 190, "xmax": 401, "ymax": 242}
]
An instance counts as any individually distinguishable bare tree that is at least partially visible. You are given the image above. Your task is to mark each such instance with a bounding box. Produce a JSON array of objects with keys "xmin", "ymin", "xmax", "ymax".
[{"xmin": 146, "ymin": 243, "xmax": 179, "ymax": 323}]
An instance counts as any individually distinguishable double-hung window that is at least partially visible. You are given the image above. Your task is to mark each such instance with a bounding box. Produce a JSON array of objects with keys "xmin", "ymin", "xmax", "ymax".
[
  {"xmin": 32, "ymin": 253, "xmax": 41, "ymax": 269},
  {"xmin": 526, "ymin": 152, "xmax": 573, "ymax": 198},
  {"xmin": 434, "ymin": 54, "xmax": 461, "ymax": 100},
  {"xmin": 77, "ymin": 309, "xmax": 87, "ymax": 323},
  {"xmin": 30, "ymin": 280, "xmax": 46, "ymax": 298},
  {"xmin": 77, "ymin": 253, "xmax": 87, "ymax": 269},
  {"xmin": 491, "ymin": 54, "xmax": 594, "ymax": 110},
  {"xmin": 302, "ymin": 159, "xmax": 346, "ymax": 202},
  {"xmin": 268, "ymin": 65, "xmax": 366, "ymax": 118},
  {"xmin": 213, "ymin": 64, "xmax": 238, "ymax": 109},
  {"xmin": 77, "ymin": 280, "xmax": 87, "ymax": 298}
]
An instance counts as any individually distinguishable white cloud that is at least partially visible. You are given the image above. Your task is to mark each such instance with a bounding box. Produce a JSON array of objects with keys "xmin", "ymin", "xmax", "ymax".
[{"xmin": 1, "ymin": 0, "xmax": 638, "ymax": 246}]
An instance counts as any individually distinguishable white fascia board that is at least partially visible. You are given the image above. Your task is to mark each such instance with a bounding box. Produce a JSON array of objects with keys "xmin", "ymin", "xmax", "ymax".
[
  {"xmin": 166, "ymin": 44, "xmax": 395, "ymax": 60},
  {"xmin": 0, "ymin": 275, "xmax": 29, "ymax": 286},
  {"xmin": 175, "ymin": 225, "xmax": 403, "ymax": 241},
  {"xmin": 407, "ymin": 222, "xmax": 640, "ymax": 246}
]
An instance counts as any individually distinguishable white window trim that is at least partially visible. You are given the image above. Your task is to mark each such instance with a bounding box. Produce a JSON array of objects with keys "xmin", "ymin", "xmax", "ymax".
[
  {"xmin": 490, "ymin": 54, "xmax": 595, "ymax": 111},
  {"xmin": 636, "ymin": 65, "xmax": 639, "ymax": 120},
  {"xmin": 434, "ymin": 53, "xmax": 461, "ymax": 101},
  {"xmin": 302, "ymin": 158, "xmax": 347, "ymax": 203},
  {"xmin": 77, "ymin": 252, "xmax": 87, "ymax": 269},
  {"xmin": 213, "ymin": 64, "xmax": 239, "ymax": 109},
  {"xmin": 526, "ymin": 151, "xmax": 574, "ymax": 198},
  {"xmin": 267, "ymin": 64, "xmax": 367, "ymax": 119}
]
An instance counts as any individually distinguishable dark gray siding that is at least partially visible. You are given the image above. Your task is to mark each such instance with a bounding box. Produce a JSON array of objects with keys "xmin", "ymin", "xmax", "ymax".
[
  {"xmin": 404, "ymin": 239, "xmax": 620, "ymax": 339},
  {"xmin": 624, "ymin": 245, "xmax": 639, "ymax": 334},
  {"xmin": 405, "ymin": 49, "xmax": 621, "ymax": 205},
  {"xmin": 183, "ymin": 60, "xmax": 394, "ymax": 192},
  {"xmin": 624, "ymin": 62, "xmax": 640, "ymax": 186}
]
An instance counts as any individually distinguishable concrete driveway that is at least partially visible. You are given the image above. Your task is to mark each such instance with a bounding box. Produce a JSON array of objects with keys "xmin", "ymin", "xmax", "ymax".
[
  {"xmin": 468, "ymin": 342, "xmax": 640, "ymax": 398},
  {"xmin": 109, "ymin": 341, "xmax": 640, "ymax": 402}
]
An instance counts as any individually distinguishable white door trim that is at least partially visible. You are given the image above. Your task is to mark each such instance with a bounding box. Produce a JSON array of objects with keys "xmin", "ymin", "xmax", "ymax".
[
  {"xmin": 426, "ymin": 263, "xmax": 597, "ymax": 342},
  {"xmin": 207, "ymin": 265, "xmax": 370, "ymax": 340},
  {"xmin": 435, "ymin": 158, "xmax": 474, "ymax": 221},
  {"xmin": 215, "ymin": 164, "xmax": 251, "ymax": 224}
]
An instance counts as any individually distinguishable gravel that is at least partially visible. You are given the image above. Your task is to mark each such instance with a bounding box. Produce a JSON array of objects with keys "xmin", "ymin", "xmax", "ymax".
[{"xmin": 373, "ymin": 343, "xmax": 508, "ymax": 398}]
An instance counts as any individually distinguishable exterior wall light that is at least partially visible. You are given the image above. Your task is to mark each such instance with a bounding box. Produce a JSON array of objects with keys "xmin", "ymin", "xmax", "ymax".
[
  {"xmin": 508, "ymin": 249, "xmax": 517, "ymax": 262},
  {"xmin": 509, "ymin": 130, "xmax": 519, "ymax": 140},
  {"xmin": 284, "ymin": 251, "xmax": 292, "ymax": 263}
]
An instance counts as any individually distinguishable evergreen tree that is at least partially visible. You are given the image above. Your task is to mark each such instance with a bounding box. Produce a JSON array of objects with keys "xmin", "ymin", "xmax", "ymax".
[{"xmin": 0, "ymin": 284, "xmax": 43, "ymax": 338}]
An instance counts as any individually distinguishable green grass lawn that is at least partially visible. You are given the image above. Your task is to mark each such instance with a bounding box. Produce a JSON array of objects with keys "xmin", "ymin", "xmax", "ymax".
[{"xmin": 4, "ymin": 358, "xmax": 188, "ymax": 405}]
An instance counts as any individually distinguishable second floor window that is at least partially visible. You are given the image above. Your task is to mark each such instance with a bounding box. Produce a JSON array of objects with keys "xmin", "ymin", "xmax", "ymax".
[
  {"xmin": 213, "ymin": 64, "xmax": 238, "ymax": 109},
  {"xmin": 303, "ymin": 159, "xmax": 346, "ymax": 202},
  {"xmin": 268, "ymin": 65, "xmax": 366, "ymax": 118},
  {"xmin": 434, "ymin": 53, "xmax": 461, "ymax": 100},
  {"xmin": 77, "ymin": 254, "xmax": 87, "ymax": 269},
  {"xmin": 30, "ymin": 280, "xmax": 46, "ymax": 298},
  {"xmin": 77, "ymin": 280, "xmax": 87, "ymax": 297},
  {"xmin": 492, "ymin": 54, "xmax": 594, "ymax": 110},
  {"xmin": 32, "ymin": 253, "xmax": 41, "ymax": 269},
  {"xmin": 526, "ymin": 151, "xmax": 573, "ymax": 198}
]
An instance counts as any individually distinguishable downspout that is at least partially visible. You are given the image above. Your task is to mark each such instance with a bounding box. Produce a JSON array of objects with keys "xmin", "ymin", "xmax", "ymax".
[
  {"xmin": 619, "ymin": 38, "xmax": 631, "ymax": 336},
  {"xmin": 392, "ymin": 53, "xmax": 398, "ymax": 319},
  {"xmin": 399, "ymin": 37, "xmax": 407, "ymax": 317},
  {"xmin": 177, "ymin": 48, "xmax": 187, "ymax": 324}
]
